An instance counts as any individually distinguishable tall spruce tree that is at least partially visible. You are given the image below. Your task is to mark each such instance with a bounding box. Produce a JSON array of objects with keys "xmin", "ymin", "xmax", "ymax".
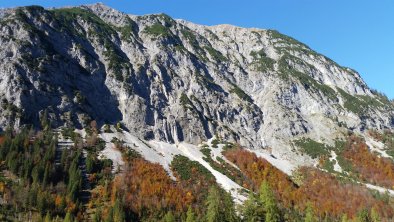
[
  {"xmin": 206, "ymin": 186, "xmax": 221, "ymax": 222},
  {"xmin": 44, "ymin": 212, "xmax": 51, "ymax": 222},
  {"xmin": 259, "ymin": 181, "xmax": 280, "ymax": 222},
  {"xmin": 163, "ymin": 211, "xmax": 176, "ymax": 222},
  {"xmin": 63, "ymin": 212, "xmax": 73, "ymax": 222},
  {"xmin": 113, "ymin": 199, "xmax": 125, "ymax": 222},
  {"xmin": 222, "ymin": 189, "xmax": 239, "ymax": 222},
  {"xmin": 186, "ymin": 206, "xmax": 196, "ymax": 222},
  {"xmin": 242, "ymin": 192, "xmax": 263, "ymax": 222},
  {"xmin": 304, "ymin": 203, "xmax": 316, "ymax": 222},
  {"xmin": 371, "ymin": 208, "xmax": 381, "ymax": 222},
  {"xmin": 356, "ymin": 209, "xmax": 370, "ymax": 222}
]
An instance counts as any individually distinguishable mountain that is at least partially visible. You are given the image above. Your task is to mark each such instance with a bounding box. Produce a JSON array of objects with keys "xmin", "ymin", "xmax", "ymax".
[
  {"xmin": 0, "ymin": 4, "xmax": 392, "ymax": 168},
  {"xmin": 0, "ymin": 4, "xmax": 394, "ymax": 221}
]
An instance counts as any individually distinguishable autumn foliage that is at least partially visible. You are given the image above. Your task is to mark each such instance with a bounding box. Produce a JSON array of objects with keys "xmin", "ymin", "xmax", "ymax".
[
  {"xmin": 224, "ymin": 148, "xmax": 394, "ymax": 220},
  {"xmin": 343, "ymin": 135, "xmax": 394, "ymax": 189},
  {"xmin": 224, "ymin": 148, "xmax": 296, "ymax": 204},
  {"xmin": 293, "ymin": 167, "xmax": 393, "ymax": 219},
  {"xmin": 113, "ymin": 158, "xmax": 193, "ymax": 219},
  {"xmin": 0, "ymin": 136, "xmax": 5, "ymax": 145}
]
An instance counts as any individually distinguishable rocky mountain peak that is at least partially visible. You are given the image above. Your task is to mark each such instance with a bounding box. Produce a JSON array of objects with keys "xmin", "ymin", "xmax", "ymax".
[{"xmin": 0, "ymin": 4, "xmax": 392, "ymax": 168}]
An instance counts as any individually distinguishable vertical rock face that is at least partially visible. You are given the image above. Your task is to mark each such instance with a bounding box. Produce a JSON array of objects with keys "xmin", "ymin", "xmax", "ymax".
[{"xmin": 0, "ymin": 4, "xmax": 392, "ymax": 164}]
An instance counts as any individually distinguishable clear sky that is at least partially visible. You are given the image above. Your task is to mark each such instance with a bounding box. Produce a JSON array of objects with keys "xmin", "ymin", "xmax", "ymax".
[{"xmin": 2, "ymin": 0, "xmax": 394, "ymax": 99}]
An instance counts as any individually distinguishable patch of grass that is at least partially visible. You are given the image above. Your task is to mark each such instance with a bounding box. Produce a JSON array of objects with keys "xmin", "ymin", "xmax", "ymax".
[
  {"xmin": 179, "ymin": 93, "xmax": 192, "ymax": 106},
  {"xmin": 386, "ymin": 150, "xmax": 394, "ymax": 159},
  {"xmin": 122, "ymin": 148, "xmax": 141, "ymax": 161},
  {"xmin": 250, "ymin": 49, "xmax": 275, "ymax": 72},
  {"xmin": 171, "ymin": 155, "xmax": 214, "ymax": 181},
  {"xmin": 201, "ymin": 147, "xmax": 211, "ymax": 158},
  {"xmin": 268, "ymin": 30, "xmax": 307, "ymax": 47},
  {"xmin": 103, "ymin": 41, "xmax": 130, "ymax": 81},
  {"xmin": 222, "ymin": 142, "xmax": 236, "ymax": 151},
  {"xmin": 229, "ymin": 85, "xmax": 253, "ymax": 103},
  {"xmin": 116, "ymin": 18, "xmax": 137, "ymax": 42},
  {"xmin": 200, "ymin": 148, "xmax": 248, "ymax": 186},
  {"xmin": 196, "ymin": 73, "xmax": 223, "ymax": 92},
  {"xmin": 322, "ymin": 159, "xmax": 335, "ymax": 173},
  {"xmin": 333, "ymin": 140, "xmax": 346, "ymax": 152},
  {"xmin": 294, "ymin": 138, "xmax": 330, "ymax": 159},
  {"xmin": 181, "ymin": 29, "xmax": 199, "ymax": 48},
  {"xmin": 278, "ymin": 55, "xmax": 338, "ymax": 101},
  {"xmin": 211, "ymin": 138, "xmax": 219, "ymax": 148},
  {"xmin": 336, "ymin": 155, "xmax": 354, "ymax": 173},
  {"xmin": 370, "ymin": 90, "xmax": 393, "ymax": 107},
  {"xmin": 144, "ymin": 23, "xmax": 171, "ymax": 37},
  {"xmin": 204, "ymin": 46, "xmax": 227, "ymax": 62},
  {"xmin": 337, "ymin": 87, "xmax": 392, "ymax": 116},
  {"xmin": 337, "ymin": 88, "xmax": 371, "ymax": 115},
  {"xmin": 156, "ymin": 13, "xmax": 175, "ymax": 27}
]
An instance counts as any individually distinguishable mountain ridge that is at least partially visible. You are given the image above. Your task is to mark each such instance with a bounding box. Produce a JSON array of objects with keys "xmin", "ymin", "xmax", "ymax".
[{"xmin": 0, "ymin": 3, "xmax": 392, "ymax": 170}]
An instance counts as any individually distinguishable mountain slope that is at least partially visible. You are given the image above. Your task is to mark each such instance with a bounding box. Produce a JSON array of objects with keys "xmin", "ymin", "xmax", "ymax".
[{"xmin": 0, "ymin": 3, "xmax": 393, "ymax": 169}]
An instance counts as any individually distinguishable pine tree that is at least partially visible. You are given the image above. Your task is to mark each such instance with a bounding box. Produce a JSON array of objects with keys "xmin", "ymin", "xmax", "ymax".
[
  {"xmin": 60, "ymin": 150, "xmax": 68, "ymax": 168},
  {"xmin": 92, "ymin": 209, "xmax": 101, "ymax": 222},
  {"xmin": 44, "ymin": 212, "xmax": 51, "ymax": 222},
  {"xmin": 37, "ymin": 192, "xmax": 48, "ymax": 216},
  {"xmin": 222, "ymin": 189, "xmax": 238, "ymax": 222},
  {"xmin": 356, "ymin": 209, "xmax": 370, "ymax": 222},
  {"xmin": 259, "ymin": 181, "xmax": 280, "ymax": 222},
  {"xmin": 105, "ymin": 207, "xmax": 114, "ymax": 222},
  {"xmin": 113, "ymin": 199, "xmax": 125, "ymax": 222},
  {"xmin": 186, "ymin": 206, "xmax": 196, "ymax": 222},
  {"xmin": 341, "ymin": 214, "xmax": 349, "ymax": 222},
  {"xmin": 163, "ymin": 211, "xmax": 176, "ymax": 222},
  {"xmin": 63, "ymin": 212, "xmax": 73, "ymax": 222},
  {"xmin": 40, "ymin": 109, "xmax": 50, "ymax": 130},
  {"xmin": 242, "ymin": 192, "xmax": 263, "ymax": 222},
  {"xmin": 371, "ymin": 208, "xmax": 381, "ymax": 222},
  {"xmin": 86, "ymin": 153, "xmax": 95, "ymax": 174},
  {"xmin": 42, "ymin": 164, "xmax": 50, "ymax": 186},
  {"xmin": 304, "ymin": 203, "xmax": 316, "ymax": 222},
  {"xmin": 206, "ymin": 186, "xmax": 221, "ymax": 222}
]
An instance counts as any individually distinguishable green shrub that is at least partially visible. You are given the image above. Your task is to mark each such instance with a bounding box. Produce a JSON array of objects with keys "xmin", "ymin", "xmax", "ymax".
[
  {"xmin": 201, "ymin": 148, "xmax": 211, "ymax": 158},
  {"xmin": 250, "ymin": 50, "xmax": 275, "ymax": 72},
  {"xmin": 171, "ymin": 155, "xmax": 213, "ymax": 181},
  {"xmin": 322, "ymin": 159, "xmax": 335, "ymax": 173},
  {"xmin": 181, "ymin": 29, "xmax": 199, "ymax": 48},
  {"xmin": 144, "ymin": 23, "xmax": 171, "ymax": 37},
  {"xmin": 278, "ymin": 55, "xmax": 338, "ymax": 101},
  {"xmin": 204, "ymin": 46, "xmax": 227, "ymax": 62},
  {"xmin": 211, "ymin": 138, "xmax": 219, "ymax": 148},
  {"xmin": 229, "ymin": 85, "xmax": 253, "ymax": 103},
  {"xmin": 180, "ymin": 93, "xmax": 192, "ymax": 106},
  {"xmin": 294, "ymin": 138, "xmax": 330, "ymax": 159},
  {"xmin": 196, "ymin": 73, "xmax": 222, "ymax": 92},
  {"xmin": 336, "ymin": 155, "xmax": 354, "ymax": 173}
]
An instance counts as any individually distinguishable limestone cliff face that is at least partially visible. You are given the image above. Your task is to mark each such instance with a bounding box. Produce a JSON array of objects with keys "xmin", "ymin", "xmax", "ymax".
[{"xmin": 0, "ymin": 4, "xmax": 392, "ymax": 165}]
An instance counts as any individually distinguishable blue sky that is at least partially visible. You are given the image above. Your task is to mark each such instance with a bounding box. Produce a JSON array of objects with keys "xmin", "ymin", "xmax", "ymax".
[{"xmin": 2, "ymin": 1, "xmax": 394, "ymax": 99}]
